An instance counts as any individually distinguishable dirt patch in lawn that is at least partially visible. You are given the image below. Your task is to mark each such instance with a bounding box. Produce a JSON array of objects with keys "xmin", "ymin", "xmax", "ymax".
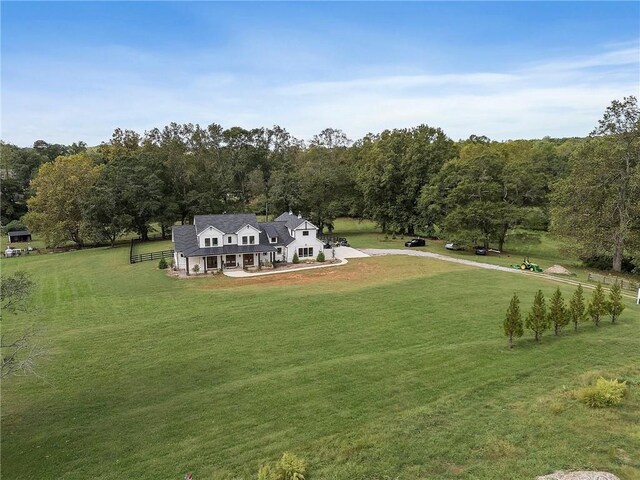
[
  {"xmin": 198, "ymin": 255, "xmax": 469, "ymax": 291},
  {"xmin": 536, "ymin": 472, "xmax": 620, "ymax": 480}
]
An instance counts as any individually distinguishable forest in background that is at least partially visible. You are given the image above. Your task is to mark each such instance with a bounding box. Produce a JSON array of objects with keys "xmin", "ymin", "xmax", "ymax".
[{"xmin": 1, "ymin": 96, "xmax": 638, "ymax": 272}]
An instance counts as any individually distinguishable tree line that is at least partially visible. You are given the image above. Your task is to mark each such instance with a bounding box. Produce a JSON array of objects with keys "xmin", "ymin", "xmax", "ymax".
[
  {"xmin": 503, "ymin": 281, "xmax": 626, "ymax": 349},
  {"xmin": 1, "ymin": 96, "xmax": 638, "ymax": 271}
]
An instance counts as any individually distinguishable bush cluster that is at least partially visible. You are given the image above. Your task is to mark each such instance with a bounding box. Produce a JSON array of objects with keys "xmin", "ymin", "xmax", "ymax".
[
  {"xmin": 258, "ymin": 452, "xmax": 307, "ymax": 480},
  {"xmin": 1, "ymin": 220, "xmax": 28, "ymax": 234},
  {"xmin": 575, "ymin": 377, "xmax": 627, "ymax": 408},
  {"xmin": 580, "ymin": 254, "xmax": 637, "ymax": 274}
]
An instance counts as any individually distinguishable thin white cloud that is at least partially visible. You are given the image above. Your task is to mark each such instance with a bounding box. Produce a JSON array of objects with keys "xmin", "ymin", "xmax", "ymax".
[
  {"xmin": 266, "ymin": 44, "xmax": 639, "ymax": 140},
  {"xmin": 526, "ymin": 46, "xmax": 640, "ymax": 73},
  {"xmin": 1, "ymin": 43, "xmax": 638, "ymax": 145},
  {"xmin": 277, "ymin": 73, "xmax": 520, "ymax": 96}
]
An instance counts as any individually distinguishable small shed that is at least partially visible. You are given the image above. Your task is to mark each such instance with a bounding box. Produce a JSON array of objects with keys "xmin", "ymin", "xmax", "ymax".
[{"xmin": 7, "ymin": 230, "xmax": 32, "ymax": 243}]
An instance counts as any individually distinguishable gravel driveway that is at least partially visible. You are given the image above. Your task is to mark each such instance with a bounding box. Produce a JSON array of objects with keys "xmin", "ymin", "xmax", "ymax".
[{"xmin": 360, "ymin": 248, "xmax": 637, "ymax": 299}]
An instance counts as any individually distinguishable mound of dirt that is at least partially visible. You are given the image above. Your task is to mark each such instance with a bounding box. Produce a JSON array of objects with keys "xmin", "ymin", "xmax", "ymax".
[
  {"xmin": 543, "ymin": 264, "xmax": 572, "ymax": 275},
  {"xmin": 536, "ymin": 471, "xmax": 620, "ymax": 480}
]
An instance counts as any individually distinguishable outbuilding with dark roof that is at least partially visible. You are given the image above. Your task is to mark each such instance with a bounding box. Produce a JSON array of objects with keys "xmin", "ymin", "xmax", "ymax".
[{"xmin": 7, "ymin": 230, "xmax": 32, "ymax": 243}]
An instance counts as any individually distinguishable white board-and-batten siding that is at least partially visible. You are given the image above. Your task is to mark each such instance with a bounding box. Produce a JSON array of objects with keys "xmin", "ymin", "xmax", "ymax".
[{"xmin": 197, "ymin": 225, "xmax": 224, "ymax": 248}]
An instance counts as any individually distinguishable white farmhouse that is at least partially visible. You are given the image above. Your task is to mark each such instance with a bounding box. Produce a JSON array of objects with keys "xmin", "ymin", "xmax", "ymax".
[{"xmin": 172, "ymin": 211, "xmax": 325, "ymax": 274}]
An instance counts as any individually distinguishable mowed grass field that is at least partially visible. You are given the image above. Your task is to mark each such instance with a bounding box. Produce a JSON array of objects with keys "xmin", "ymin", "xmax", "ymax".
[{"xmin": 1, "ymin": 241, "xmax": 639, "ymax": 479}]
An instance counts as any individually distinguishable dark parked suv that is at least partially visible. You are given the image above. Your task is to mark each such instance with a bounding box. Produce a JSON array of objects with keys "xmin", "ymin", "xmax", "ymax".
[{"xmin": 405, "ymin": 238, "xmax": 426, "ymax": 247}]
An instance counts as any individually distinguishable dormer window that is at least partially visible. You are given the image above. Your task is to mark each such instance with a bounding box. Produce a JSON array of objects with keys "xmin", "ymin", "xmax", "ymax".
[
  {"xmin": 249, "ymin": 235, "xmax": 255, "ymax": 244},
  {"xmin": 204, "ymin": 238, "xmax": 211, "ymax": 247},
  {"xmin": 302, "ymin": 230, "xmax": 309, "ymax": 236},
  {"xmin": 212, "ymin": 238, "xmax": 218, "ymax": 246},
  {"xmin": 270, "ymin": 236, "xmax": 277, "ymax": 243},
  {"xmin": 242, "ymin": 236, "xmax": 248, "ymax": 245},
  {"xmin": 227, "ymin": 236, "xmax": 232, "ymax": 244}
]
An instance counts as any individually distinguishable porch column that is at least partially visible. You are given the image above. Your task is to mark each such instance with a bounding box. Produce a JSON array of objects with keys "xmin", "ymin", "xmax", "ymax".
[
  {"xmin": 203, "ymin": 257, "xmax": 207, "ymax": 274},
  {"xmin": 185, "ymin": 256, "xmax": 190, "ymax": 276}
]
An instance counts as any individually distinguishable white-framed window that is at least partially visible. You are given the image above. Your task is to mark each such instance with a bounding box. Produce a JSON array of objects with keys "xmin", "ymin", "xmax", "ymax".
[
  {"xmin": 298, "ymin": 247, "xmax": 314, "ymax": 258},
  {"xmin": 249, "ymin": 235, "xmax": 255, "ymax": 244},
  {"xmin": 270, "ymin": 236, "xmax": 277, "ymax": 243},
  {"xmin": 212, "ymin": 238, "xmax": 218, "ymax": 246},
  {"xmin": 276, "ymin": 247, "xmax": 282, "ymax": 254},
  {"xmin": 242, "ymin": 236, "xmax": 248, "ymax": 245},
  {"xmin": 204, "ymin": 238, "xmax": 211, "ymax": 247},
  {"xmin": 302, "ymin": 230, "xmax": 309, "ymax": 236},
  {"xmin": 227, "ymin": 236, "xmax": 232, "ymax": 244}
]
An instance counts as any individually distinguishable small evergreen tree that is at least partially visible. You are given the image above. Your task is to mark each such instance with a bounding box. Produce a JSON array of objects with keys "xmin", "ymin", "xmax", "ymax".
[
  {"xmin": 158, "ymin": 258, "xmax": 168, "ymax": 269},
  {"xmin": 316, "ymin": 251, "xmax": 325, "ymax": 262},
  {"xmin": 587, "ymin": 282, "xmax": 607, "ymax": 327},
  {"xmin": 607, "ymin": 280, "xmax": 625, "ymax": 323},
  {"xmin": 569, "ymin": 284, "xmax": 587, "ymax": 332},
  {"xmin": 525, "ymin": 290, "xmax": 548, "ymax": 342},
  {"xmin": 548, "ymin": 287, "xmax": 569, "ymax": 336},
  {"xmin": 292, "ymin": 252, "xmax": 300, "ymax": 264},
  {"xmin": 503, "ymin": 293, "xmax": 523, "ymax": 349}
]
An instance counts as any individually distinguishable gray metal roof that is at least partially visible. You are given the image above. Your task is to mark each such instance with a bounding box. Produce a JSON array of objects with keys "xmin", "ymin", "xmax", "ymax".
[
  {"xmin": 275, "ymin": 212, "xmax": 305, "ymax": 230},
  {"xmin": 261, "ymin": 223, "xmax": 278, "ymax": 239},
  {"xmin": 194, "ymin": 213, "xmax": 260, "ymax": 235},
  {"xmin": 260, "ymin": 221, "xmax": 294, "ymax": 246},
  {"xmin": 7, "ymin": 230, "xmax": 30, "ymax": 237},
  {"xmin": 173, "ymin": 225, "xmax": 198, "ymax": 253}
]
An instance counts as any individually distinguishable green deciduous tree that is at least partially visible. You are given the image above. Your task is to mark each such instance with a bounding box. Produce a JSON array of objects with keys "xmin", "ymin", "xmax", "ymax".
[
  {"xmin": 298, "ymin": 136, "xmax": 354, "ymax": 232},
  {"xmin": 24, "ymin": 153, "xmax": 102, "ymax": 247},
  {"xmin": 569, "ymin": 284, "xmax": 587, "ymax": 332},
  {"xmin": 503, "ymin": 293, "xmax": 523, "ymax": 349},
  {"xmin": 421, "ymin": 139, "xmax": 557, "ymax": 250},
  {"xmin": 421, "ymin": 152, "xmax": 512, "ymax": 248},
  {"xmin": 551, "ymin": 97, "xmax": 640, "ymax": 272},
  {"xmin": 358, "ymin": 125, "xmax": 457, "ymax": 235},
  {"xmin": 526, "ymin": 290, "xmax": 548, "ymax": 341},
  {"xmin": 607, "ymin": 281, "xmax": 625, "ymax": 323},
  {"xmin": 587, "ymin": 282, "xmax": 607, "ymax": 327},
  {"xmin": 115, "ymin": 156, "xmax": 164, "ymax": 241},
  {"xmin": 0, "ymin": 142, "xmax": 49, "ymax": 224},
  {"xmin": 548, "ymin": 287, "xmax": 569, "ymax": 336}
]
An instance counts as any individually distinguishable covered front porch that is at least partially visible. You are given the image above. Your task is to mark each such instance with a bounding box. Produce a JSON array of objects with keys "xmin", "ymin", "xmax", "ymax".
[
  {"xmin": 184, "ymin": 250, "xmax": 275, "ymax": 275},
  {"xmin": 205, "ymin": 252, "xmax": 260, "ymax": 270}
]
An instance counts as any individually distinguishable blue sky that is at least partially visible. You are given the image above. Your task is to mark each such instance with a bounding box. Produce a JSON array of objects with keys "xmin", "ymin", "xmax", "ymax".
[{"xmin": 2, "ymin": 1, "xmax": 639, "ymax": 146}]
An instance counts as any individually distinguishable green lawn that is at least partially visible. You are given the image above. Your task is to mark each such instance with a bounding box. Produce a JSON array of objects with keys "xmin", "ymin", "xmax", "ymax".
[{"xmin": 1, "ymin": 238, "xmax": 639, "ymax": 479}]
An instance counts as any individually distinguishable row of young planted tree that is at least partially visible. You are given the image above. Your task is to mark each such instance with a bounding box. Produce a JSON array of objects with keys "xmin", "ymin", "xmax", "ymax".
[
  {"xmin": 503, "ymin": 282, "xmax": 626, "ymax": 349},
  {"xmin": 2, "ymin": 97, "xmax": 638, "ymax": 270}
]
